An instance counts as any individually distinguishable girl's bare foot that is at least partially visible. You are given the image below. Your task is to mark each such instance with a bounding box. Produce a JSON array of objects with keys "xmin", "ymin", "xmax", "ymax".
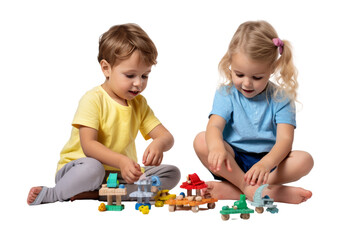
[
  {"xmin": 203, "ymin": 181, "xmax": 243, "ymax": 200},
  {"xmin": 265, "ymin": 185, "xmax": 312, "ymax": 204},
  {"xmin": 203, "ymin": 181, "xmax": 312, "ymax": 204},
  {"xmin": 243, "ymin": 184, "xmax": 312, "ymax": 204},
  {"xmin": 27, "ymin": 186, "xmax": 42, "ymax": 205}
]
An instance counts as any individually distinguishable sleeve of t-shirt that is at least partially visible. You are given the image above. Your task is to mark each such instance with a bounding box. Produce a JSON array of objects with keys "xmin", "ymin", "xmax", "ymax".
[
  {"xmin": 138, "ymin": 96, "xmax": 161, "ymax": 140},
  {"xmin": 209, "ymin": 87, "xmax": 233, "ymax": 123},
  {"xmin": 274, "ymin": 98, "xmax": 296, "ymax": 128},
  {"xmin": 72, "ymin": 91, "xmax": 100, "ymax": 130}
]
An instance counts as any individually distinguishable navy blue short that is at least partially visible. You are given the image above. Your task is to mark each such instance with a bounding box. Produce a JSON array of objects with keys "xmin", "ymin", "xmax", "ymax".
[{"xmin": 211, "ymin": 146, "xmax": 275, "ymax": 181}]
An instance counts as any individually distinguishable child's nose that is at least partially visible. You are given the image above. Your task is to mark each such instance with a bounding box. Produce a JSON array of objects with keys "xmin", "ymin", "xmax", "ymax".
[
  {"xmin": 133, "ymin": 77, "xmax": 142, "ymax": 87},
  {"xmin": 243, "ymin": 77, "xmax": 252, "ymax": 87}
]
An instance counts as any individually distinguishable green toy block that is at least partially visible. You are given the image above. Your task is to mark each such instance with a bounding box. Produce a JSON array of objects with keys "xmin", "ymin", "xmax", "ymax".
[{"xmin": 106, "ymin": 205, "xmax": 125, "ymax": 211}]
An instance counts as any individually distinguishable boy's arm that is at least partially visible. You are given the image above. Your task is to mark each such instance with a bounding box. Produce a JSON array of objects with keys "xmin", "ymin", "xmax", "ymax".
[
  {"xmin": 142, "ymin": 124, "xmax": 174, "ymax": 166},
  {"xmin": 244, "ymin": 123, "xmax": 294, "ymax": 185},
  {"xmin": 206, "ymin": 114, "xmax": 232, "ymax": 172},
  {"xmin": 79, "ymin": 126, "xmax": 142, "ymax": 183}
]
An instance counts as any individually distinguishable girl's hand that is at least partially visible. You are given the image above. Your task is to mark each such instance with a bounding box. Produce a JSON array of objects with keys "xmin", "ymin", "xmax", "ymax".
[
  {"xmin": 119, "ymin": 158, "xmax": 143, "ymax": 183},
  {"xmin": 142, "ymin": 141, "xmax": 163, "ymax": 166},
  {"xmin": 244, "ymin": 161, "xmax": 271, "ymax": 186},
  {"xmin": 208, "ymin": 148, "xmax": 232, "ymax": 173}
]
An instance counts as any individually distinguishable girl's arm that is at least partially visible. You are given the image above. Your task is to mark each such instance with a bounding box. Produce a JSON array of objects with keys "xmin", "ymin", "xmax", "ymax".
[
  {"xmin": 79, "ymin": 126, "xmax": 143, "ymax": 183},
  {"xmin": 142, "ymin": 124, "xmax": 174, "ymax": 166},
  {"xmin": 244, "ymin": 123, "xmax": 294, "ymax": 185},
  {"xmin": 206, "ymin": 115, "xmax": 232, "ymax": 172}
]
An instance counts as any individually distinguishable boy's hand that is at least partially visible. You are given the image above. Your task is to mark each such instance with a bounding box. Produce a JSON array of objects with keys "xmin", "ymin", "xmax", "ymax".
[
  {"xmin": 244, "ymin": 160, "xmax": 272, "ymax": 186},
  {"xmin": 119, "ymin": 157, "xmax": 143, "ymax": 183},
  {"xmin": 208, "ymin": 147, "xmax": 232, "ymax": 173},
  {"xmin": 142, "ymin": 141, "xmax": 163, "ymax": 166}
]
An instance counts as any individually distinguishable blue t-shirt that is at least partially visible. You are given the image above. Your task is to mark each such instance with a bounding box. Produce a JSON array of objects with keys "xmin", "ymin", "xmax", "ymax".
[{"xmin": 209, "ymin": 83, "xmax": 296, "ymax": 153}]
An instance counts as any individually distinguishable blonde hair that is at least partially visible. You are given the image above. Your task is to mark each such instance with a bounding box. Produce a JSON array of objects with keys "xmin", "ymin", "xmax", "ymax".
[
  {"xmin": 98, "ymin": 23, "xmax": 158, "ymax": 67},
  {"xmin": 219, "ymin": 20, "xmax": 298, "ymax": 102}
]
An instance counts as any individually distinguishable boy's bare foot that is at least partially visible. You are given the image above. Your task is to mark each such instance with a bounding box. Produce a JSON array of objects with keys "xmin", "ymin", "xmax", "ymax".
[
  {"xmin": 27, "ymin": 186, "xmax": 42, "ymax": 205},
  {"xmin": 203, "ymin": 181, "xmax": 244, "ymax": 200}
]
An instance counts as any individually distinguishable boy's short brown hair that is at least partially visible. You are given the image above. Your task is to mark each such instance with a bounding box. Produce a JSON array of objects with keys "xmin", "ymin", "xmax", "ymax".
[{"xmin": 98, "ymin": 23, "xmax": 158, "ymax": 67}]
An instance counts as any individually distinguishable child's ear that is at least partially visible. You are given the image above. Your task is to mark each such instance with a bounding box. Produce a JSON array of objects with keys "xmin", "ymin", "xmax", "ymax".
[{"xmin": 100, "ymin": 60, "xmax": 111, "ymax": 79}]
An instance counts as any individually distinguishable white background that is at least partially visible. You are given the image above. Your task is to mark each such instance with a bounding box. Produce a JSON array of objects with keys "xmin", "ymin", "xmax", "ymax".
[{"xmin": 1, "ymin": 0, "xmax": 359, "ymax": 239}]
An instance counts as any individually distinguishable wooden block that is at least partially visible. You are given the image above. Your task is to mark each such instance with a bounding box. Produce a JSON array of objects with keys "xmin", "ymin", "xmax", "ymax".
[
  {"xmin": 116, "ymin": 195, "xmax": 122, "ymax": 205},
  {"xmin": 107, "ymin": 195, "xmax": 113, "ymax": 205},
  {"xmin": 113, "ymin": 188, "xmax": 127, "ymax": 195}
]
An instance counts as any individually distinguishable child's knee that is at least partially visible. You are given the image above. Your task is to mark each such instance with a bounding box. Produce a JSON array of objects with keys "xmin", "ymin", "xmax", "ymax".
[
  {"xmin": 193, "ymin": 132, "xmax": 207, "ymax": 154},
  {"xmin": 80, "ymin": 157, "xmax": 105, "ymax": 184},
  {"xmin": 302, "ymin": 152, "xmax": 314, "ymax": 174},
  {"xmin": 166, "ymin": 165, "xmax": 181, "ymax": 189}
]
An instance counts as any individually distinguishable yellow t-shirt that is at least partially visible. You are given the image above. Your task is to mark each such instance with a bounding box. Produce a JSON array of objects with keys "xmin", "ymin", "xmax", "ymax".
[{"xmin": 56, "ymin": 86, "xmax": 161, "ymax": 173}]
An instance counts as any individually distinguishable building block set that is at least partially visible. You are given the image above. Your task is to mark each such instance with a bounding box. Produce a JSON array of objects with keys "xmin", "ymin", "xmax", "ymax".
[
  {"xmin": 164, "ymin": 173, "xmax": 217, "ymax": 213},
  {"xmin": 97, "ymin": 172, "xmax": 279, "ymax": 220},
  {"xmin": 98, "ymin": 173, "xmax": 127, "ymax": 211},
  {"xmin": 129, "ymin": 174, "xmax": 161, "ymax": 213}
]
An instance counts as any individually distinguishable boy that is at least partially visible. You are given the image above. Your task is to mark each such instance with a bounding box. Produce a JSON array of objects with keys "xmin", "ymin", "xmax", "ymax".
[{"xmin": 28, "ymin": 24, "xmax": 180, "ymax": 205}]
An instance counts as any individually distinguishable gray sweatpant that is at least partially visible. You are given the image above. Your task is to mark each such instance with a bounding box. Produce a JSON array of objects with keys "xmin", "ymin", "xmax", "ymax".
[{"xmin": 31, "ymin": 157, "xmax": 181, "ymax": 205}]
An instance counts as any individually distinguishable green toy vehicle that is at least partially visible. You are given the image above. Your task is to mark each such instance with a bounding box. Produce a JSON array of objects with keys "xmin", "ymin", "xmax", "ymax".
[{"xmin": 220, "ymin": 194, "xmax": 254, "ymax": 221}]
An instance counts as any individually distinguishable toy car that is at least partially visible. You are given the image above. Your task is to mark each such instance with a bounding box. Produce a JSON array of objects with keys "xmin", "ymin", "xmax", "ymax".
[
  {"xmin": 220, "ymin": 194, "xmax": 254, "ymax": 220},
  {"xmin": 165, "ymin": 173, "xmax": 217, "ymax": 213}
]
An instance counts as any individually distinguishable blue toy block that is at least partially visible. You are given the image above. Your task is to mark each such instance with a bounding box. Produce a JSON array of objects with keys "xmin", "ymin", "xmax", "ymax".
[
  {"xmin": 107, "ymin": 173, "xmax": 119, "ymax": 188},
  {"xmin": 135, "ymin": 202, "xmax": 151, "ymax": 210}
]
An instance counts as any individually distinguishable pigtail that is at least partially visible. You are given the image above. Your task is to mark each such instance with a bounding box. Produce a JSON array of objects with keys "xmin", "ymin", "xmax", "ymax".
[
  {"xmin": 273, "ymin": 40, "xmax": 298, "ymax": 104},
  {"xmin": 218, "ymin": 52, "xmax": 232, "ymax": 87}
]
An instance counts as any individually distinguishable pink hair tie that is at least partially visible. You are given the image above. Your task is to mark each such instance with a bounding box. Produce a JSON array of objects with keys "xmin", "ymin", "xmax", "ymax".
[{"xmin": 272, "ymin": 38, "xmax": 284, "ymax": 55}]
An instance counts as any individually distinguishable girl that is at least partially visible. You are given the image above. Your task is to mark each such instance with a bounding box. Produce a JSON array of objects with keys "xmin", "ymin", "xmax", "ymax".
[{"xmin": 193, "ymin": 21, "xmax": 313, "ymax": 204}]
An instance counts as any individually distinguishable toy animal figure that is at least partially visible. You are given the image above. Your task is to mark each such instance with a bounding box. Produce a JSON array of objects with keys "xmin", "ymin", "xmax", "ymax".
[
  {"xmin": 220, "ymin": 194, "xmax": 254, "ymax": 220},
  {"xmin": 250, "ymin": 184, "xmax": 279, "ymax": 214}
]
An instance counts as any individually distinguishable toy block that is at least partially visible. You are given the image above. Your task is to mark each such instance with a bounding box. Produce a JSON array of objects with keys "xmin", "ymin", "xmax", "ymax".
[
  {"xmin": 113, "ymin": 188, "xmax": 127, "ymax": 195},
  {"xmin": 107, "ymin": 173, "xmax": 119, "ymax": 188},
  {"xmin": 116, "ymin": 195, "xmax": 122, "ymax": 205},
  {"xmin": 107, "ymin": 195, "xmax": 112, "ymax": 205},
  {"xmin": 106, "ymin": 205, "xmax": 125, "ymax": 211}
]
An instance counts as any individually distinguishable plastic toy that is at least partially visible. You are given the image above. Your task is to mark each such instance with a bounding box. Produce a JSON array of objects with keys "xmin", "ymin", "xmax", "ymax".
[
  {"xmin": 220, "ymin": 194, "xmax": 254, "ymax": 221},
  {"xmin": 139, "ymin": 205, "xmax": 150, "ymax": 214},
  {"xmin": 164, "ymin": 173, "xmax": 217, "ymax": 213},
  {"xmin": 98, "ymin": 173, "xmax": 127, "ymax": 211},
  {"xmin": 250, "ymin": 184, "xmax": 279, "ymax": 214},
  {"xmin": 106, "ymin": 173, "xmax": 119, "ymax": 188},
  {"xmin": 98, "ymin": 203, "xmax": 107, "ymax": 212},
  {"xmin": 154, "ymin": 189, "xmax": 176, "ymax": 207},
  {"xmin": 129, "ymin": 174, "xmax": 161, "ymax": 211}
]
